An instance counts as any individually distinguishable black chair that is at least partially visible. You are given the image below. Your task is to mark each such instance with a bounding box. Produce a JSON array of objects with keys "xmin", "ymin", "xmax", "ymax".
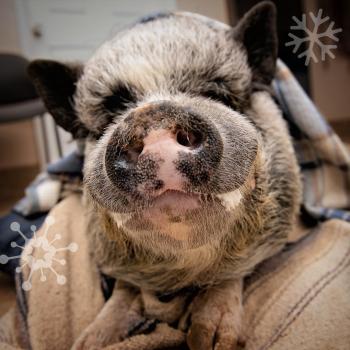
[{"xmin": 0, "ymin": 53, "xmax": 62, "ymax": 162}]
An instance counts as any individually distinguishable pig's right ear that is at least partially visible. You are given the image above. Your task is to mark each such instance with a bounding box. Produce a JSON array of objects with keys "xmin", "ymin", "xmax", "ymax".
[
  {"xmin": 233, "ymin": 1, "xmax": 277, "ymax": 85},
  {"xmin": 28, "ymin": 59, "xmax": 89, "ymax": 138}
]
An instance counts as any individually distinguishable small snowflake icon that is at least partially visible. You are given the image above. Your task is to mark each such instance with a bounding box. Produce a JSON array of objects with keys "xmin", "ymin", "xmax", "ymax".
[
  {"xmin": 286, "ymin": 9, "xmax": 342, "ymax": 65},
  {"xmin": 0, "ymin": 216, "xmax": 78, "ymax": 291}
]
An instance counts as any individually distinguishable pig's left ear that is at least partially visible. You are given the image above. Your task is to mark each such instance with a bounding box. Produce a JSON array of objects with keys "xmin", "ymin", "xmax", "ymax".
[
  {"xmin": 28, "ymin": 59, "xmax": 89, "ymax": 138},
  {"xmin": 233, "ymin": 1, "xmax": 277, "ymax": 85}
]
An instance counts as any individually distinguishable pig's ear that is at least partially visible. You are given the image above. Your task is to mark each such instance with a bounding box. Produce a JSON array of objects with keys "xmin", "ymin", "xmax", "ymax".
[
  {"xmin": 28, "ymin": 59, "xmax": 89, "ymax": 138},
  {"xmin": 233, "ymin": 1, "xmax": 277, "ymax": 85}
]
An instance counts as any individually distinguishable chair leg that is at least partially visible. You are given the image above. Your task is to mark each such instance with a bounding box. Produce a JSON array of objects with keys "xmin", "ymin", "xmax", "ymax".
[
  {"xmin": 39, "ymin": 114, "xmax": 49, "ymax": 165},
  {"xmin": 53, "ymin": 124, "xmax": 63, "ymax": 158},
  {"xmin": 33, "ymin": 115, "xmax": 48, "ymax": 169}
]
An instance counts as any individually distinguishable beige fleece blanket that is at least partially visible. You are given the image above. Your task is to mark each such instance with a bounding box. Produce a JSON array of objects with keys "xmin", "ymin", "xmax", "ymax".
[{"xmin": 1, "ymin": 195, "xmax": 350, "ymax": 349}]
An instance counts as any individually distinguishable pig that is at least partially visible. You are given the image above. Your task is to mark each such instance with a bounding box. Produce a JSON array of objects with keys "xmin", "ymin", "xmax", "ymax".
[{"xmin": 28, "ymin": 2, "xmax": 301, "ymax": 349}]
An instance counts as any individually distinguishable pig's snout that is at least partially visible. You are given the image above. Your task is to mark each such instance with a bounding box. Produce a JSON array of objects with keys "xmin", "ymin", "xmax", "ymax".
[
  {"xmin": 121, "ymin": 127, "xmax": 204, "ymax": 165},
  {"xmin": 141, "ymin": 128, "xmax": 204, "ymax": 193},
  {"xmin": 104, "ymin": 102, "xmax": 223, "ymax": 196}
]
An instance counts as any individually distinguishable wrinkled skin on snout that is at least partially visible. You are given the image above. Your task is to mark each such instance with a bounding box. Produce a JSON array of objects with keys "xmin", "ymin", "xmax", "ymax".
[{"xmin": 28, "ymin": 2, "xmax": 301, "ymax": 349}]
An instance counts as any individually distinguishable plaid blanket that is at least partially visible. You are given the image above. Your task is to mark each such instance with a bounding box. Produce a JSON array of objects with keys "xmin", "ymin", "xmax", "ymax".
[
  {"xmin": 8, "ymin": 60, "xmax": 350, "ymax": 222},
  {"xmin": 273, "ymin": 60, "xmax": 350, "ymax": 222}
]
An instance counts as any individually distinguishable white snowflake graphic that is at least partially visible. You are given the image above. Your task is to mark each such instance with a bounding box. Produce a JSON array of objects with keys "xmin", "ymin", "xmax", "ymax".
[
  {"xmin": 0, "ymin": 216, "xmax": 78, "ymax": 291},
  {"xmin": 285, "ymin": 9, "xmax": 342, "ymax": 65}
]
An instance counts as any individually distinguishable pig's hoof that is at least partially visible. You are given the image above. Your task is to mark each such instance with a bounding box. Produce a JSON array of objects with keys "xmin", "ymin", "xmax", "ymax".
[
  {"xmin": 187, "ymin": 311, "xmax": 240, "ymax": 350},
  {"xmin": 186, "ymin": 284, "xmax": 243, "ymax": 350}
]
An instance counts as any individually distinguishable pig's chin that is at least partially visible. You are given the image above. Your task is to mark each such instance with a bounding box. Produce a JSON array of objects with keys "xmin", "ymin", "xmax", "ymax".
[
  {"xmin": 133, "ymin": 190, "xmax": 202, "ymax": 241},
  {"xmin": 138, "ymin": 190, "xmax": 201, "ymax": 241},
  {"xmin": 148, "ymin": 189, "xmax": 201, "ymax": 212},
  {"xmin": 109, "ymin": 189, "xmax": 230, "ymax": 247}
]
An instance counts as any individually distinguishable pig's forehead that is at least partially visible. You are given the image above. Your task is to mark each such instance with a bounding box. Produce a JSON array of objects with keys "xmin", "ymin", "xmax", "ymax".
[
  {"xmin": 80, "ymin": 13, "xmax": 249, "ymax": 91},
  {"xmin": 99, "ymin": 11, "xmax": 233, "ymax": 58}
]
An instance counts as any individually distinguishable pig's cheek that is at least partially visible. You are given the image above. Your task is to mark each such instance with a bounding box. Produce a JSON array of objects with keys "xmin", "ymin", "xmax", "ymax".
[
  {"xmin": 216, "ymin": 162, "xmax": 257, "ymax": 212},
  {"xmin": 110, "ymin": 212, "xmax": 133, "ymax": 228},
  {"xmin": 216, "ymin": 188, "xmax": 243, "ymax": 212}
]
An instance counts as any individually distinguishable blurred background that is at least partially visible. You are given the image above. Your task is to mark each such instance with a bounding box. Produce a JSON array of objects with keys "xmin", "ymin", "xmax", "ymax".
[{"xmin": 0, "ymin": 0, "xmax": 349, "ymax": 313}]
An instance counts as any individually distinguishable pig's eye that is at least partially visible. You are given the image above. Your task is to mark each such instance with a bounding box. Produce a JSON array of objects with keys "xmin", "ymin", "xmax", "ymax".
[
  {"xmin": 199, "ymin": 77, "xmax": 234, "ymax": 109},
  {"xmin": 201, "ymin": 90, "xmax": 233, "ymax": 109},
  {"xmin": 103, "ymin": 84, "xmax": 137, "ymax": 114}
]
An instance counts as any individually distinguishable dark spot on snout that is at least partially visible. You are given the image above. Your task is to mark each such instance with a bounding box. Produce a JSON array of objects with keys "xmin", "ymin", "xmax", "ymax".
[
  {"xmin": 176, "ymin": 151, "xmax": 213, "ymax": 187},
  {"xmin": 105, "ymin": 136, "xmax": 159, "ymax": 195},
  {"xmin": 175, "ymin": 108, "xmax": 223, "ymax": 189},
  {"xmin": 152, "ymin": 179, "xmax": 164, "ymax": 191}
]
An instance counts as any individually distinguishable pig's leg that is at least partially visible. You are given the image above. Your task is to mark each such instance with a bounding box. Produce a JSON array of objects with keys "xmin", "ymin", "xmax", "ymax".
[
  {"xmin": 72, "ymin": 280, "xmax": 151, "ymax": 350},
  {"xmin": 102, "ymin": 323, "xmax": 185, "ymax": 350},
  {"xmin": 187, "ymin": 279, "xmax": 244, "ymax": 350}
]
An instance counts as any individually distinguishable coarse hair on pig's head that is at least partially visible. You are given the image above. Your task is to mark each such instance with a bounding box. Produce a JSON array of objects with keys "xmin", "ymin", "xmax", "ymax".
[{"xmin": 28, "ymin": 2, "xmax": 300, "ymax": 261}]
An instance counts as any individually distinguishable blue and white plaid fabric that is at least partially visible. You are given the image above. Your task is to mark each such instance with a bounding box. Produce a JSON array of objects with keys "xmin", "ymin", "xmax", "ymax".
[{"xmin": 274, "ymin": 60, "xmax": 350, "ymax": 222}]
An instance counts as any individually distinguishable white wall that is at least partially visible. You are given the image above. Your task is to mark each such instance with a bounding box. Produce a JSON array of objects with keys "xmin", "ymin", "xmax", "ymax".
[
  {"xmin": 177, "ymin": 0, "xmax": 229, "ymax": 23},
  {"xmin": 0, "ymin": 0, "xmax": 21, "ymax": 53}
]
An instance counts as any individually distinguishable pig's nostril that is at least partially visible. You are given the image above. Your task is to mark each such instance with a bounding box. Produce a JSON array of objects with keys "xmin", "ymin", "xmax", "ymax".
[
  {"xmin": 124, "ymin": 141, "xmax": 144, "ymax": 163},
  {"xmin": 133, "ymin": 142, "xmax": 144, "ymax": 154},
  {"xmin": 176, "ymin": 129, "xmax": 203, "ymax": 148}
]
